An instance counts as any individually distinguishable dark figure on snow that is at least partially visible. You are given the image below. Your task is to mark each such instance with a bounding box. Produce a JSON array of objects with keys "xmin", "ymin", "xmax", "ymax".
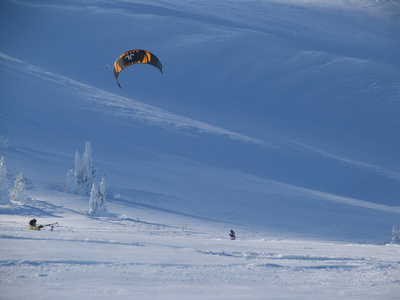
[
  {"xmin": 28, "ymin": 219, "xmax": 43, "ymax": 230},
  {"xmin": 229, "ymin": 230, "xmax": 236, "ymax": 240}
]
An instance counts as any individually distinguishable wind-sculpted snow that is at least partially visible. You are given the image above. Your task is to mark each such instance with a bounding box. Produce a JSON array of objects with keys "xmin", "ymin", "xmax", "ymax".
[
  {"xmin": 0, "ymin": 53, "xmax": 268, "ymax": 147},
  {"xmin": 1, "ymin": 0, "xmax": 400, "ymax": 298},
  {"xmin": 4, "ymin": 51, "xmax": 398, "ymax": 190}
]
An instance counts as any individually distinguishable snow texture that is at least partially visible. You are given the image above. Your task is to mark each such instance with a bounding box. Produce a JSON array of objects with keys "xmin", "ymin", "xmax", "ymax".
[
  {"xmin": 0, "ymin": 0, "xmax": 399, "ymax": 299},
  {"xmin": 0, "ymin": 156, "xmax": 10, "ymax": 205}
]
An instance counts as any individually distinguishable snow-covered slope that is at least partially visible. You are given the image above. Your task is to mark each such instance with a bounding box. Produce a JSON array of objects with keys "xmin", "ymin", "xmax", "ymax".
[{"xmin": 1, "ymin": 0, "xmax": 399, "ymax": 298}]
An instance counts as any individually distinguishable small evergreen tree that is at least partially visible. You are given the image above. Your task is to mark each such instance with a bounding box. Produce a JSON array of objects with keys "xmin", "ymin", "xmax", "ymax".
[
  {"xmin": 391, "ymin": 225, "xmax": 400, "ymax": 244},
  {"xmin": 89, "ymin": 176, "xmax": 108, "ymax": 217},
  {"xmin": 88, "ymin": 182, "xmax": 97, "ymax": 214},
  {"xmin": 12, "ymin": 168, "xmax": 29, "ymax": 204},
  {"xmin": 80, "ymin": 141, "xmax": 95, "ymax": 194},
  {"xmin": 66, "ymin": 142, "xmax": 96, "ymax": 195},
  {"xmin": 0, "ymin": 156, "xmax": 10, "ymax": 204}
]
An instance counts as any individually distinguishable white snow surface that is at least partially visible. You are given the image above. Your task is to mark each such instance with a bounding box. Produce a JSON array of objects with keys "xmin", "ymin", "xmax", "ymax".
[{"xmin": 1, "ymin": 0, "xmax": 400, "ymax": 299}]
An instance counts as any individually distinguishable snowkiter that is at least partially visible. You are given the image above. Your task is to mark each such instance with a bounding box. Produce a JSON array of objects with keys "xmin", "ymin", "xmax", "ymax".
[
  {"xmin": 229, "ymin": 230, "xmax": 236, "ymax": 240},
  {"xmin": 28, "ymin": 219, "xmax": 43, "ymax": 230}
]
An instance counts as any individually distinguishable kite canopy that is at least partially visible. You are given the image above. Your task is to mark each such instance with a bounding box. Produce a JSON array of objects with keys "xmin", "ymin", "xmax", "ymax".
[{"xmin": 113, "ymin": 49, "xmax": 163, "ymax": 88}]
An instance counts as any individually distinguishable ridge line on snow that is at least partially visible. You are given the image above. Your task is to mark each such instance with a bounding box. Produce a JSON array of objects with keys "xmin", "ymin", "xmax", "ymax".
[
  {"xmin": 0, "ymin": 52, "xmax": 271, "ymax": 148},
  {"xmin": 1, "ymin": 52, "xmax": 398, "ymax": 183}
]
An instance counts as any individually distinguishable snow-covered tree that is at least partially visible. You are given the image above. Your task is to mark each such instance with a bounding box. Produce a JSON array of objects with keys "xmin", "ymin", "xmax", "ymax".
[
  {"xmin": 66, "ymin": 141, "xmax": 96, "ymax": 195},
  {"xmin": 88, "ymin": 175, "xmax": 108, "ymax": 217},
  {"xmin": 0, "ymin": 156, "xmax": 10, "ymax": 204},
  {"xmin": 391, "ymin": 225, "xmax": 400, "ymax": 244},
  {"xmin": 12, "ymin": 168, "xmax": 29, "ymax": 204},
  {"xmin": 79, "ymin": 142, "xmax": 94, "ymax": 193},
  {"xmin": 66, "ymin": 167, "xmax": 75, "ymax": 193}
]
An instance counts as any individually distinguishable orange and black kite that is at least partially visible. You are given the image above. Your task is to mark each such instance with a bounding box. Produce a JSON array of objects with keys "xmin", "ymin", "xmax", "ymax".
[{"xmin": 113, "ymin": 49, "xmax": 163, "ymax": 88}]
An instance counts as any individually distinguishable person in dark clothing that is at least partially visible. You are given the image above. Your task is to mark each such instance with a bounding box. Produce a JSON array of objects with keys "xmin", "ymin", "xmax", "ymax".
[{"xmin": 229, "ymin": 229, "xmax": 236, "ymax": 240}]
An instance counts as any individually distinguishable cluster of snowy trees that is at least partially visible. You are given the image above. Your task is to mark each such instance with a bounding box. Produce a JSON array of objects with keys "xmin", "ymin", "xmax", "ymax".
[
  {"xmin": 66, "ymin": 141, "xmax": 96, "ymax": 195},
  {"xmin": 0, "ymin": 156, "xmax": 30, "ymax": 205},
  {"xmin": 2, "ymin": 142, "xmax": 399, "ymax": 236},
  {"xmin": 1, "ymin": 141, "xmax": 108, "ymax": 217},
  {"xmin": 65, "ymin": 141, "xmax": 108, "ymax": 217}
]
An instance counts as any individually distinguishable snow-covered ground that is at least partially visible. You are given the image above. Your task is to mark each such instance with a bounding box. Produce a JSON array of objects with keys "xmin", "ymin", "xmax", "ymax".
[
  {"xmin": 1, "ymin": 0, "xmax": 399, "ymax": 299},
  {"xmin": 1, "ymin": 222, "xmax": 399, "ymax": 299},
  {"xmin": 1, "ymin": 193, "xmax": 399, "ymax": 299}
]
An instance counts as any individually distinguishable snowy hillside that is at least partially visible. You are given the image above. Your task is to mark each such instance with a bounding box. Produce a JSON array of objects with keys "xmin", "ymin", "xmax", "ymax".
[{"xmin": 1, "ymin": 0, "xmax": 400, "ymax": 299}]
